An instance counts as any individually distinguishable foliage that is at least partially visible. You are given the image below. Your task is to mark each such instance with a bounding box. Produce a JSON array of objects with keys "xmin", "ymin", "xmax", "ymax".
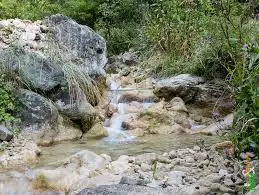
[
  {"xmin": 95, "ymin": 0, "xmax": 149, "ymax": 54},
  {"xmin": 0, "ymin": 0, "xmax": 102, "ymax": 27},
  {"xmin": 230, "ymin": 44, "xmax": 259, "ymax": 156},
  {"xmin": 0, "ymin": 76, "xmax": 15, "ymax": 123}
]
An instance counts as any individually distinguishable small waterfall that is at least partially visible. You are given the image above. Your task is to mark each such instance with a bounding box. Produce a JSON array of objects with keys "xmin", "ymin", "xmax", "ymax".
[
  {"xmin": 104, "ymin": 80, "xmax": 154, "ymax": 142},
  {"xmin": 104, "ymin": 80, "xmax": 135, "ymax": 142}
]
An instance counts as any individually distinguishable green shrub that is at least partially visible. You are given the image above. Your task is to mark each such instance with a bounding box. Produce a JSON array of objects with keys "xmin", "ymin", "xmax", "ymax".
[
  {"xmin": 0, "ymin": 76, "xmax": 15, "ymax": 123},
  {"xmin": 230, "ymin": 44, "xmax": 259, "ymax": 156},
  {"xmin": 95, "ymin": 0, "xmax": 149, "ymax": 54}
]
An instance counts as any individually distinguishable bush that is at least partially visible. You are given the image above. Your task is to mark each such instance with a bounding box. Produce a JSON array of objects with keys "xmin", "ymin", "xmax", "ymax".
[
  {"xmin": 95, "ymin": 0, "xmax": 149, "ymax": 54},
  {"xmin": 0, "ymin": 75, "xmax": 16, "ymax": 123}
]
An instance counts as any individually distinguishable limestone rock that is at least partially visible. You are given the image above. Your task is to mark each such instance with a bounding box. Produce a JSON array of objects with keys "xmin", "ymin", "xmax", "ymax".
[
  {"xmin": 45, "ymin": 14, "xmax": 107, "ymax": 77},
  {"xmin": 15, "ymin": 89, "xmax": 59, "ymax": 145},
  {"xmin": 52, "ymin": 88, "xmax": 97, "ymax": 132},
  {"xmin": 84, "ymin": 122, "xmax": 108, "ymax": 138},
  {"xmin": 154, "ymin": 74, "xmax": 232, "ymax": 111},
  {"xmin": 0, "ymin": 125, "xmax": 13, "ymax": 141}
]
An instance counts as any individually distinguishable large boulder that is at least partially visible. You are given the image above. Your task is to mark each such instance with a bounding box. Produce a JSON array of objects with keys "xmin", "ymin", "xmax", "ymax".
[
  {"xmin": 16, "ymin": 89, "xmax": 82, "ymax": 145},
  {"xmin": 0, "ymin": 47, "xmax": 65, "ymax": 92},
  {"xmin": 45, "ymin": 14, "xmax": 107, "ymax": 78},
  {"xmin": 154, "ymin": 74, "xmax": 232, "ymax": 111},
  {"xmin": 52, "ymin": 88, "xmax": 97, "ymax": 132},
  {"xmin": 16, "ymin": 89, "xmax": 59, "ymax": 145},
  {"xmin": 154, "ymin": 74, "xmax": 204, "ymax": 102}
]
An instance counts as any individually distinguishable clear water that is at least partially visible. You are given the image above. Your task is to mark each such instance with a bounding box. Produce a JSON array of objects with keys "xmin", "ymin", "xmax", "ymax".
[{"xmin": 38, "ymin": 134, "xmax": 223, "ymax": 168}]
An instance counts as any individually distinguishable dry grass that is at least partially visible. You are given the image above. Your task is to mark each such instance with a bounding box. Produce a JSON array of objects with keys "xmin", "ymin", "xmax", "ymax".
[{"xmin": 32, "ymin": 174, "xmax": 50, "ymax": 190}]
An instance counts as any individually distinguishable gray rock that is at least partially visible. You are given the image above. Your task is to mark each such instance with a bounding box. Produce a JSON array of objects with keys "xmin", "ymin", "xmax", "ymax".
[
  {"xmin": 0, "ymin": 125, "xmax": 13, "ymax": 141},
  {"xmin": 169, "ymin": 150, "xmax": 177, "ymax": 159},
  {"xmin": 154, "ymin": 74, "xmax": 204, "ymax": 102},
  {"xmin": 135, "ymin": 153, "xmax": 157, "ymax": 165},
  {"xmin": 166, "ymin": 171, "xmax": 185, "ymax": 186},
  {"xmin": 15, "ymin": 89, "xmax": 59, "ymax": 145},
  {"xmin": 76, "ymin": 184, "xmax": 171, "ymax": 195},
  {"xmin": 45, "ymin": 14, "xmax": 107, "ymax": 78},
  {"xmin": 119, "ymin": 176, "xmax": 146, "ymax": 186},
  {"xmin": 0, "ymin": 47, "xmax": 65, "ymax": 92},
  {"xmin": 52, "ymin": 88, "xmax": 96, "ymax": 132},
  {"xmin": 118, "ymin": 50, "xmax": 139, "ymax": 66},
  {"xmin": 154, "ymin": 74, "xmax": 232, "ymax": 111}
]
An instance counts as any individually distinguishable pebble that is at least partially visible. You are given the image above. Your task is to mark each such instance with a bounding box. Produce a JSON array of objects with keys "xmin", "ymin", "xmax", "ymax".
[{"xmin": 193, "ymin": 146, "xmax": 200, "ymax": 151}]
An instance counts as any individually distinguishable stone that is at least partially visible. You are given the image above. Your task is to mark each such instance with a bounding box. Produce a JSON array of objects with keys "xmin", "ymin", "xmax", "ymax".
[
  {"xmin": 45, "ymin": 14, "xmax": 107, "ymax": 77},
  {"xmin": 165, "ymin": 97, "xmax": 188, "ymax": 113},
  {"xmin": 166, "ymin": 171, "xmax": 185, "ymax": 186},
  {"xmin": 0, "ymin": 47, "xmax": 65, "ymax": 92},
  {"xmin": 118, "ymin": 50, "xmax": 139, "ymax": 66},
  {"xmin": 140, "ymin": 163, "xmax": 151, "ymax": 172},
  {"xmin": 15, "ymin": 89, "xmax": 82, "ymax": 145},
  {"xmin": 193, "ymin": 146, "xmax": 200, "ymax": 151},
  {"xmin": 154, "ymin": 74, "xmax": 204, "ymax": 102},
  {"xmin": 169, "ymin": 150, "xmax": 177, "ymax": 159},
  {"xmin": 219, "ymin": 169, "xmax": 228, "ymax": 177},
  {"xmin": 0, "ymin": 137, "xmax": 41, "ymax": 169},
  {"xmin": 119, "ymin": 176, "xmax": 146, "ymax": 186},
  {"xmin": 118, "ymin": 92, "xmax": 159, "ymax": 104},
  {"xmin": 154, "ymin": 74, "xmax": 232, "ymax": 111},
  {"xmin": 76, "ymin": 184, "xmax": 171, "ymax": 195},
  {"xmin": 15, "ymin": 89, "xmax": 59, "ymax": 145},
  {"xmin": 52, "ymin": 88, "xmax": 97, "ymax": 132},
  {"xmin": 84, "ymin": 122, "xmax": 108, "ymax": 138},
  {"xmin": 0, "ymin": 125, "xmax": 13, "ymax": 141},
  {"xmin": 197, "ymin": 114, "xmax": 233, "ymax": 135},
  {"xmin": 135, "ymin": 153, "xmax": 157, "ymax": 165},
  {"xmin": 194, "ymin": 152, "xmax": 208, "ymax": 161}
]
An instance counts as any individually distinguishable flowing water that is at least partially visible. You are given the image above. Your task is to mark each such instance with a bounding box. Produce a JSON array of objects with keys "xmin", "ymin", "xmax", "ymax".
[{"xmin": 38, "ymin": 80, "xmax": 223, "ymax": 168}]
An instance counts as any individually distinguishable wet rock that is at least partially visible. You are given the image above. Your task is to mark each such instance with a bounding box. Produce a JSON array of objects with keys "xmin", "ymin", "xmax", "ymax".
[
  {"xmin": 84, "ymin": 122, "xmax": 108, "ymax": 138},
  {"xmin": 105, "ymin": 104, "xmax": 118, "ymax": 118},
  {"xmin": 0, "ymin": 125, "xmax": 13, "ymax": 141}
]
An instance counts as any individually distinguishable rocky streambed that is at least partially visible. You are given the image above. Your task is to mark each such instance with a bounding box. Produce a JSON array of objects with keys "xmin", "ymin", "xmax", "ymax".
[{"xmin": 0, "ymin": 15, "xmax": 258, "ymax": 195}]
